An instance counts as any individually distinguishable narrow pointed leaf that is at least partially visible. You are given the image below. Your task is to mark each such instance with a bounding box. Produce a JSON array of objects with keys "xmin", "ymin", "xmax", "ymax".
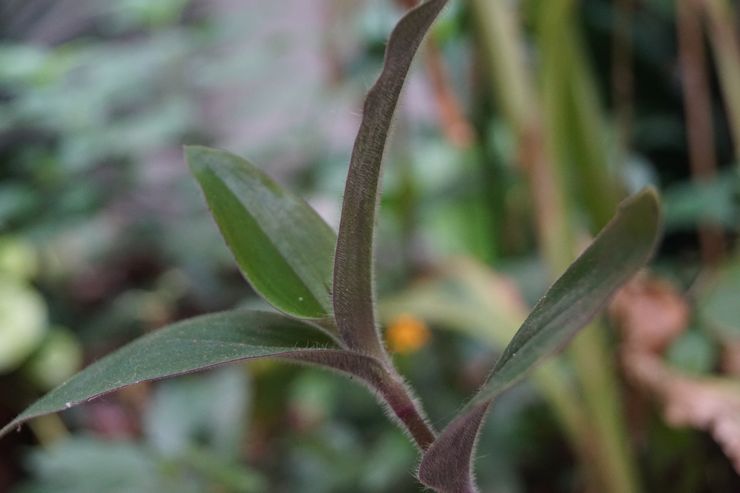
[
  {"xmin": 419, "ymin": 188, "xmax": 662, "ymax": 492},
  {"xmin": 333, "ymin": 0, "xmax": 448, "ymax": 355},
  {"xmin": 0, "ymin": 310, "xmax": 337, "ymax": 438},
  {"xmin": 187, "ymin": 146, "xmax": 336, "ymax": 321},
  {"xmin": 478, "ymin": 188, "xmax": 660, "ymax": 399}
]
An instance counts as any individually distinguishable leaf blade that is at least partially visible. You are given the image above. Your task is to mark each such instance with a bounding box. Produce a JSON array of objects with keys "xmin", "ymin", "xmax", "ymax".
[
  {"xmin": 0, "ymin": 310, "xmax": 336, "ymax": 438},
  {"xmin": 482, "ymin": 187, "xmax": 661, "ymax": 399},
  {"xmin": 419, "ymin": 188, "xmax": 662, "ymax": 492},
  {"xmin": 186, "ymin": 146, "xmax": 336, "ymax": 320},
  {"xmin": 333, "ymin": 0, "xmax": 448, "ymax": 354}
]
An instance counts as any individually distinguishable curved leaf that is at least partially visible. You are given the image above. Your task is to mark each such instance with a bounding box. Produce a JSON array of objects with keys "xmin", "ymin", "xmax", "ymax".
[
  {"xmin": 0, "ymin": 310, "xmax": 336, "ymax": 438},
  {"xmin": 419, "ymin": 188, "xmax": 662, "ymax": 492},
  {"xmin": 187, "ymin": 146, "xmax": 336, "ymax": 321},
  {"xmin": 333, "ymin": 0, "xmax": 448, "ymax": 355},
  {"xmin": 479, "ymin": 188, "xmax": 660, "ymax": 400}
]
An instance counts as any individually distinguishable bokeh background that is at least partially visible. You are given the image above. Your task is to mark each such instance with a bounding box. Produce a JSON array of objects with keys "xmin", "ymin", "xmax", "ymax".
[{"xmin": 1, "ymin": 0, "xmax": 739, "ymax": 491}]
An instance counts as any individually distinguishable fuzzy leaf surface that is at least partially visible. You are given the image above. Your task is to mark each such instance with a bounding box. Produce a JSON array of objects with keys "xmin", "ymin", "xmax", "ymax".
[
  {"xmin": 333, "ymin": 0, "xmax": 448, "ymax": 355},
  {"xmin": 0, "ymin": 310, "xmax": 339, "ymax": 438},
  {"xmin": 419, "ymin": 188, "xmax": 662, "ymax": 492},
  {"xmin": 187, "ymin": 146, "xmax": 336, "ymax": 320}
]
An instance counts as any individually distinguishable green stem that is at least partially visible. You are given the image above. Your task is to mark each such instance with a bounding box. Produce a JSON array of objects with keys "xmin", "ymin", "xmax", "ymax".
[
  {"xmin": 570, "ymin": 325, "xmax": 640, "ymax": 493},
  {"xmin": 28, "ymin": 413, "xmax": 69, "ymax": 447}
]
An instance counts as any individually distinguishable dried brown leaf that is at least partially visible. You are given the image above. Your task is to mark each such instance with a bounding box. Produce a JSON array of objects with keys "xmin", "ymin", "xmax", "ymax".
[
  {"xmin": 722, "ymin": 342, "xmax": 740, "ymax": 376},
  {"xmin": 624, "ymin": 350, "xmax": 740, "ymax": 474},
  {"xmin": 610, "ymin": 275, "xmax": 690, "ymax": 353}
]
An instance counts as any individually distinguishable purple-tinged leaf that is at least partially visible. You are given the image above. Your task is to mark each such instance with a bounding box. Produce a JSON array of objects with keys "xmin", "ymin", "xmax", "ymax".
[
  {"xmin": 333, "ymin": 0, "xmax": 448, "ymax": 356},
  {"xmin": 0, "ymin": 310, "xmax": 337, "ymax": 438},
  {"xmin": 0, "ymin": 309, "xmax": 436, "ymax": 447},
  {"xmin": 419, "ymin": 188, "xmax": 662, "ymax": 492}
]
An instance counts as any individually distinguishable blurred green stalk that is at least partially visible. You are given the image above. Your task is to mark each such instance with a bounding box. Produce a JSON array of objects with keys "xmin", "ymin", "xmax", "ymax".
[
  {"xmin": 703, "ymin": 0, "xmax": 740, "ymax": 165},
  {"xmin": 470, "ymin": 0, "xmax": 641, "ymax": 491},
  {"xmin": 28, "ymin": 414, "xmax": 69, "ymax": 447}
]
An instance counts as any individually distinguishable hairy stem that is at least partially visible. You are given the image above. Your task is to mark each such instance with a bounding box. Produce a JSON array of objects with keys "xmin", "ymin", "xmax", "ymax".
[
  {"xmin": 378, "ymin": 370, "xmax": 437, "ymax": 450},
  {"xmin": 286, "ymin": 349, "xmax": 436, "ymax": 450}
]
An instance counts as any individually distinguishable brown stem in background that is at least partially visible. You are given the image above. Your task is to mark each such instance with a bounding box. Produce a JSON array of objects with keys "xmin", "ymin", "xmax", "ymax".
[
  {"xmin": 424, "ymin": 43, "xmax": 476, "ymax": 148},
  {"xmin": 612, "ymin": 0, "xmax": 634, "ymax": 153},
  {"xmin": 519, "ymin": 118, "xmax": 574, "ymax": 274},
  {"xmin": 700, "ymin": 0, "xmax": 740, "ymax": 163},
  {"xmin": 676, "ymin": 0, "xmax": 725, "ymax": 266},
  {"xmin": 396, "ymin": 0, "xmax": 476, "ymax": 148}
]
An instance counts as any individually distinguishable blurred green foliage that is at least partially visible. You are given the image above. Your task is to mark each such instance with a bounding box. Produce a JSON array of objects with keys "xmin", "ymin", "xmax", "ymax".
[{"xmin": 1, "ymin": 0, "xmax": 739, "ymax": 491}]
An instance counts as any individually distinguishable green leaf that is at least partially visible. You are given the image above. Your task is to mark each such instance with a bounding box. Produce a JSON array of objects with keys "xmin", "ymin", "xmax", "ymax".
[
  {"xmin": 419, "ymin": 188, "xmax": 662, "ymax": 493},
  {"xmin": 477, "ymin": 188, "xmax": 660, "ymax": 400},
  {"xmin": 186, "ymin": 146, "xmax": 336, "ymax": 321},
  {"xmin": 1, "ymin": 309, "xmax": 434, "ymax": 445},
  {"xmin": 0, "ymin": 310, "xmax": 336, "ymax": 438},
  {"xmin": 333, "ymin": 0, "xmax": 448, "ymax": 355}
]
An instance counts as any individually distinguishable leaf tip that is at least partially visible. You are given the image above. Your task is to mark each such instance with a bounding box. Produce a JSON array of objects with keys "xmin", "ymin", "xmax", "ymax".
[{"xmin": 624, "ymin": 186, "xmax": 661, "ymax": 217}]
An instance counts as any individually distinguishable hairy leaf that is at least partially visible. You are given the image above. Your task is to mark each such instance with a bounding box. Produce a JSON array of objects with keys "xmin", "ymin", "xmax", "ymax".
[
  {"xmin": 187, "ymin": 146, "xmax": 336, "ymax": 321},
  {"xmin": 419, "ymin": 188, "xmax": 661, "ymax": 492},
  {"xmin": 333, "ymin": 0, "xmax": 448, "ymax": 355},
  {"xmin": 0, "ymin": 310, "xmax": 338, "ymax": 438}
]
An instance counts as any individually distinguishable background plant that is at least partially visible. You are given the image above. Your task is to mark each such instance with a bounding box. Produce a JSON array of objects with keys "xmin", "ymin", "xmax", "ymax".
[{"xmin": 1, "ymin": 0, "xmax": 739, "ymax": 491}]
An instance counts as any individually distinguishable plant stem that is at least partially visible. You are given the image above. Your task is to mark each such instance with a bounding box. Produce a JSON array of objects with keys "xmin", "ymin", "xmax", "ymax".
[
  {"xmin": 379, "ymin": 369, "xmax": 437, "ymax": 450},
  {"xmin": 677, "ymin": 0, "xmax": 725, "ymax": 265},
  {"xmin": 424, "ymin": 40, "xmax": 476, "ymax": 149},
  {"xmin": 703, "ymin": 0, "xmax": 740, "ymax": 164},
  {"xmin": 570, "ymin": 325, "xmax": 641, "ymax": 493},
  {"xmin": 296, "ymin": 348, "xmax": 437, "ymax": 451},
  {"xmin": 28, "ymin": 413, "xmax": 69, "ymax": 447},
  {"xmin": 613, "ymin": 0, "xmax": 635, "ymax": 155}
]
